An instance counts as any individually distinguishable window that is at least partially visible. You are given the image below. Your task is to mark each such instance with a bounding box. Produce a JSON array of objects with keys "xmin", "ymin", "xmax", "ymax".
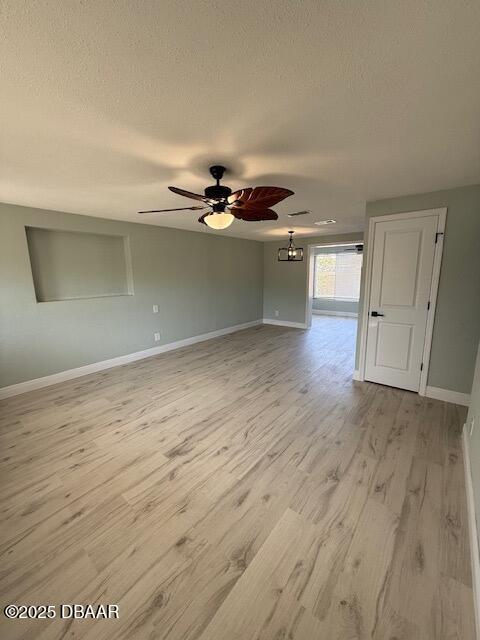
[{"xmin": 314, "ymin": 250, "xmax": 362, "ymax": 300}]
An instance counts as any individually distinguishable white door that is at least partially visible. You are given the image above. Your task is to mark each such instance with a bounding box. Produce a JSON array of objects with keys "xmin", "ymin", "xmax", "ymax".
[{"xmin": 364, "ymin": 215, "xmax": 438, "ymax": 392}]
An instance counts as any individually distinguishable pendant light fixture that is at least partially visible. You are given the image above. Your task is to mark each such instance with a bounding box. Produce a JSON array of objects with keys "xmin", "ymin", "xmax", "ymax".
[{"xmin": 278, "ymin": 230, "xmax": 304, "ymax": 261}]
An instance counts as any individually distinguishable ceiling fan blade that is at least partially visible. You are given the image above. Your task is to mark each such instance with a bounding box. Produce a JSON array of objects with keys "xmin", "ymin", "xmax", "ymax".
[
  {"xmin": 168, "ymin": 186, "xmax": 209, "ymax": 203},
  {"xmin": 228, "ymin": 186, "xmax": 294, "ymax": 209},
  {"xmin": 227, "ymin": 188, "xmax": 252, "ymax": 205},
  {"xmin": 230, "ymin": 207, "xmax": 278, "ymax": 221},
  {"xmin": 138, "ymin": 206, "xmax": 207, "ymax": 214},
  {"xmin": 198, "ymin": 213, "xmax": 209, "ymax": 225}
]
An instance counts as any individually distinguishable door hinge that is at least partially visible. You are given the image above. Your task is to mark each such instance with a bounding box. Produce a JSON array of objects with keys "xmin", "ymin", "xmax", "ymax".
[
  {"xmin": 420, "ymin": 362, "xmax": 424, "ymax": 371},
  {"xmin": 435, "ymin": 232, "xmax": 444, "ymax": 243},
  {"xmin": 427, "ymin": 301, "xmax": 430, "ymax": 310}
]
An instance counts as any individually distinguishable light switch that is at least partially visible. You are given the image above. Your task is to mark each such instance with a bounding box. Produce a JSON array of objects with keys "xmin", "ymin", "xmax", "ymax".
[{"xmin": 153, "ymin": 305, "xmax": 159, "ymax": 313}]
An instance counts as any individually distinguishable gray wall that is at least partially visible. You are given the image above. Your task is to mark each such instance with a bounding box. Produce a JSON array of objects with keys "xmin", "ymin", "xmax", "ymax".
[
  {"xmin": 355, "ymin": 184, "xmax": 480, "ymax": 394},
  {"xmin": 0, "ymin": 203, "xmax": 263, "ymax": 388},
  {"xmin": 466, "ymin": 341, "xmax": 480, "ymax": 550},
  {"xmin": 313, "ymin": 298, "xmax": 358, "ymax": 314},
  {"xmin": 263, "ymin": 233, "xmax": 363, "ymax": 324}
]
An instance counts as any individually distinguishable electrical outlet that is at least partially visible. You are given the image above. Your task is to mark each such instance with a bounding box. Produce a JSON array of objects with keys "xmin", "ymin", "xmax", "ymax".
[
  {"xmin": 154, "ymin": 332, "xmax": 161, "ymax": 342},
  {"xmin": 470, "ymin": 416, "xmax": 475, "ymax": 437},
  {"xmin": 152, "ymin": 305, "xmax": 159, "ymax": 314},
  {"xmin": 275, "ymin": 310, "xmax": 279, "ymax": 317}
]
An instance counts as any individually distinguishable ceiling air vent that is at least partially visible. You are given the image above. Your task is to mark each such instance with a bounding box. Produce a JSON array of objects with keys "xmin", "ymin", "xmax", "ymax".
[
  {"xmin": 314, "ymin": 219, "xmax": 336, "ymax": 225},
  {"xmin": 287, "ymin": 210, "xmax": 311, "ymax": 217}
]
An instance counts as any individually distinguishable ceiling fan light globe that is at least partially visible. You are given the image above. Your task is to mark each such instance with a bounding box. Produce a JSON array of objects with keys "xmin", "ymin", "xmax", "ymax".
[{"xmin": 204, "ymin": 212, "xmax": 234, "ymax": 230}]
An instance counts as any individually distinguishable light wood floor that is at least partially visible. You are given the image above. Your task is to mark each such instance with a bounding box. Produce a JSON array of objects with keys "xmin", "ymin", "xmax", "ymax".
[{"xmin": 0, "ymin": 317, "xmax": 475, "ymax": 639}]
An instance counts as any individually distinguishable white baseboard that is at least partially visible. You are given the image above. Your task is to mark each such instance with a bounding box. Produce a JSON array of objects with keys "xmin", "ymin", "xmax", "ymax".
[
  {"xmin": 312, "ymin": 309, "xmax": 358, "ymax": 318},
  {"xmin": 425, "ymin": 385, "xmax": 470, "ymax": 407},
  {"xmin": 262, "ymin": 318, "xmax": 308, "ymax": 329},
  {"xmin": 0, "ymin": 319, "xmax": 262, "ymax": 400},
  {"xmin": 462, "ymin": 425, "xmax": 480, "ymax": 638},
  {"xmin": 353, "ymin": 369, "xmax": 362, "ymax": 381}
]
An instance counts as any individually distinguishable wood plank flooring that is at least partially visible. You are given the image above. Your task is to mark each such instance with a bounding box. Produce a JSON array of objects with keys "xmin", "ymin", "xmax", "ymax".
[{"xmin": 0, "ymin": 316, "xmax": 475, "ymax": 639}]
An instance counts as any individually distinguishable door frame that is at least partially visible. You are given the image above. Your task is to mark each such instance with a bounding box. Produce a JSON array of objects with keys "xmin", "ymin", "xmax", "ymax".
[
  {"xmin": 305, "ymin": 244, "xmax": 315, "ymax": 328},
  {"xmin": 357, "ymin": 207, "xmax": 447, "ymax": 396},
  {"xmin": 304, "ymin": 241, "xmax": 364, "ymax": 328}
]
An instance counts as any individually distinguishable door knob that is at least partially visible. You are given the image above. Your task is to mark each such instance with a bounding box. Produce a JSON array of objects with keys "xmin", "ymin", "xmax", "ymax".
[{"xmin": 371, "ymin": 311, "xmax": 385, "ymax": 317}]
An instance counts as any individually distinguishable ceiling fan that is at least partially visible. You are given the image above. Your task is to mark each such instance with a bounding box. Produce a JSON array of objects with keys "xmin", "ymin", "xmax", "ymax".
[{"xmin": 139, "ymin": 165, "xmax": 294, "ymax": 229}]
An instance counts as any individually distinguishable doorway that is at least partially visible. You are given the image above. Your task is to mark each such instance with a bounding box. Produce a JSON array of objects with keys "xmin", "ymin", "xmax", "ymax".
[
  {"xmin": 304, "ymin": 242, "xmax": 364, "ymax": 376},
  {"xmin": 310, "ymin": 243, "xmax": 363, "ymax": 320}
]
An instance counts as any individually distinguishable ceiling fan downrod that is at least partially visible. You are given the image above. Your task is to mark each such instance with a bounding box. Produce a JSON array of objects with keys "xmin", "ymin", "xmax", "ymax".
[{"xmin": 204, "ymin": 166, "xmax": 232, "ymax": 202}]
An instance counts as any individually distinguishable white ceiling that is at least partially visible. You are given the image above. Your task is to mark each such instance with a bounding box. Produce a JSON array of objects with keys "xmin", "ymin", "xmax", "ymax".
[{"xmin": 1, "ymin": 1, "xmax": 480, "ymax": 241}]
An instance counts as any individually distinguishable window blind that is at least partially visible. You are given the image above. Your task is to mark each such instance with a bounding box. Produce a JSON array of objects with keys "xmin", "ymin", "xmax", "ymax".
[{"xmin": 314, "ymin": 251, "xmax": 362, "ymax": 300}]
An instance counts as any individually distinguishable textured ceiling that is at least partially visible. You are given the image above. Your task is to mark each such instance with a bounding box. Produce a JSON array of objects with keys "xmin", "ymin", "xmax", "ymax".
[{"xmin": 1, "ymin": 1, "xmax": 480, "ymax": 240}]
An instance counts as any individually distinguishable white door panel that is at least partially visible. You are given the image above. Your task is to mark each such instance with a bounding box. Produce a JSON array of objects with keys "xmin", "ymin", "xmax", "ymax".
[
  {"xmin": 375, "ymin": 322, "xmax": 413, "ymax": 370},
  {"xmin": 380, "ymin": 230, "xmax": 421, "ymax": 307},
  {"xmin": 365, "ymin": 215, "xmax": 438, "ymax": 392}
]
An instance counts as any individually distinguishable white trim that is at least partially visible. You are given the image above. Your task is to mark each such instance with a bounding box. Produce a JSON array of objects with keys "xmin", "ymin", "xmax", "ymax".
[
  {"xmin": 263, "ymin": 318, "xmax": 308, "ymax": 329},
  {"xmin": 356, "ymin": 214, "xmax": 376, "ymax": 382},
  {"xmin": 312, "ymin": 309, "xmax": 358, "ymax": 318},
  {"xmin": 425, "ymin": 386, "xmax": 470, "ymax": 407},
  {"xmin": 419, "ymin": 209, "xmax": 447, "ymax": 395},
  {"xmin": 314, "ymin": 297, "xmax": 360, "ymax": 302},
  {"xmin": 0, "ymin": 320, "xmax": 262, "ymax": 400},
  {"xmin": 362, "ymin": 207, "xmax": 448, "ymax": 224},
  {"xmin": 462, "ymin": 425, "xmax": 480, "ymax": 638},
  {"xmin": 353, "ymin": 369, "xmax": 362, "ymax": 381},
  {"xmin": 357, "ymin": 207, "xmax": 447, "ymax": 392},
  {"xmin": 305, "ymin": 245, "xmax": 315, "ymax": 328}
]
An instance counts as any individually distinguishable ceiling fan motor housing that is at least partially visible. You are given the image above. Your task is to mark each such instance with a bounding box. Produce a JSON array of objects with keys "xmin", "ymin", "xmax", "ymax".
[
  {"xmin": 209, "ymin": 165, "xmax": 226, "ymax": 181},
  {"xmin": 205, "ymin": 165, "xmax": 232, "ymax": 201},
  {"xmin": 204, "ymin": 184, "xmax": 232, "ymax": 200}
]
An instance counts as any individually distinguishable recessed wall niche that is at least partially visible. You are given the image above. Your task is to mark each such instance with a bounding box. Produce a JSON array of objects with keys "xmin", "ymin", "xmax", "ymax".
[{"xmin": 25, "ymin": 227, "xmax": 134, "ymax": 302}]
